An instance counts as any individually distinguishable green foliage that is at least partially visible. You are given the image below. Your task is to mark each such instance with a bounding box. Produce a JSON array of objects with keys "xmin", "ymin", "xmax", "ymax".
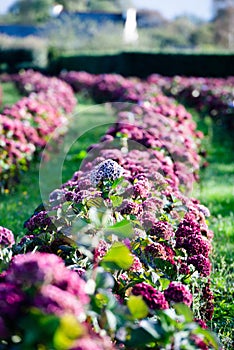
[
  {"xmin": 101, "ymin": 241, "xmax": 133, "ymax": 270},
  {"xmin": 127, "ymin": 295, "xmax": 149, "ymax": 319},
  {"xmin": 0, "ymin": 82, "xmax": 22, "ymax": 111},
  {"xmin": 9, "ymin": 0, "xmax": 53, "ymax": 23}
]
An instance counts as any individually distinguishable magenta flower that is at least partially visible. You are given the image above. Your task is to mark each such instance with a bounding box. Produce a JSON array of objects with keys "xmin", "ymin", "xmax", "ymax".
[
  {"xmin": 149, "ymin": 221, "xmax": 174, "ymax": 240},
  {"xmin": 188, "ymin": 254, "xmax": 211, "ymax": 276},
  {"xmin": 0, "ymin": 226, "xmax": 15, "ymax": 247},
  {"xmin": 132, "ymin": 282, "xmax": 169, "ymax": 310},
  {"xmin": 164, "ymin": 282, "xmax": 193, "ymax": 306}
]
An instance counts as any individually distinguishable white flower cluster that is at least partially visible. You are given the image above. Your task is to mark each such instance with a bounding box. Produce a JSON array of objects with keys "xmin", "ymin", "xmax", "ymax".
[{"xmin": 90, "ymin": 159, "xmax": 124, "ymax": 187}]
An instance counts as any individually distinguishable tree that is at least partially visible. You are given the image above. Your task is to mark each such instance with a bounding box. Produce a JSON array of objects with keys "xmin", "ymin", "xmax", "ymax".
[
  {"xmin": 213, "ymin": 7, "xmax": 234, "ymax": 49},
  {"xmin": 190, "ymin": 24, "xmax": 215, "ymax": 48},
  {"xmin": 9, "ymin": 0, "xmax": 53, "ymax": 23}
]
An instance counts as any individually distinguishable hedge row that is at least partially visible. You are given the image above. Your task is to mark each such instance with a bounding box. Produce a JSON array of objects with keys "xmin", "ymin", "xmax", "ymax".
[
  {"xmin": 0, "ymin": 72, "xmax": 218, "ymax": 349},
  {"xmin": 1, "ymin": 46, "xmax": 234, "ymax": 77},
  {"xmin": 49, "ymin": 52, "xmax": 234, "ymax": 78}
]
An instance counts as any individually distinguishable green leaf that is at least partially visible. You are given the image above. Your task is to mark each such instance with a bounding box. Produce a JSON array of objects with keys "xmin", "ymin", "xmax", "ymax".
[
  {"xmin": 173, "ymin": 303, "xmax": 193, "ymax": 323},
  {"xmin": 153, "ymin": 258, "xmax": 176, "ymax": 278},
  {"xmin": 127, "ymin": 295, "xmax": 149, "ymax": 319},
  {"xmin": 105, "ymin": 219, "xmax": 133, "ymax": 238},
  {"xmin": 86, "ymin": 197, "xmax": 105, "ymax": 209},
  {"xmin": 53, "ymin": 314, "xmax": 84, "ymax": 350},
  {"xmin": 110, "ymin": 195, "xmax": 123, "ymax": 207},
  {"xmin": 105, "ymin": 309, "xmax": 117, "ymax": 331},
  {"xmin": 111, "ymin": 176, "xmax": 124, "ymax": 189},
  {"xmin": 159, "ymin": 278, "xmax": 170, "ymax": 290},
  {"xmin": 101, "ymin": 242, "xmax": 133, "ymax": 270},
  {"xmin": 140, "ymin": 320, "xmax": 162, "ymax": 339}
]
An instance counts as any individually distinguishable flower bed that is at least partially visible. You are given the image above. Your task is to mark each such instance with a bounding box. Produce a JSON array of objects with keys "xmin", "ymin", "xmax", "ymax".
[
  {"xmin": 0, "ymin": 70, "xmax": 76, "ymax": 190},
  {"xmin": 147, "ymin": 74, "xmax": 234, "ymax": 126},
  {"xmin": 0, "ymin": 72, "xmax": 219, "ymax": 349}
]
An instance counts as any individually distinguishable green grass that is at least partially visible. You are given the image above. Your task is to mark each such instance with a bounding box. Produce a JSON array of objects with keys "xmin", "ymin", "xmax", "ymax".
[
  {"xmin": 191, "ymin": 112, "xmax": 234, "ymax": 349},
  {"xmin": 0, "ymin": 82, "xmax": 22, "ymax": 111}
]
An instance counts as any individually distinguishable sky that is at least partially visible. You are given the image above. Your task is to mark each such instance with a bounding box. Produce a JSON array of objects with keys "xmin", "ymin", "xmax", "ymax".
[
  {"xmin": 0, "ymin": 0, "xmax": 213, "ymax": 20},
  {"xmin": 133, "ymin": 0, "xmax": 212, "ymax": 20}
]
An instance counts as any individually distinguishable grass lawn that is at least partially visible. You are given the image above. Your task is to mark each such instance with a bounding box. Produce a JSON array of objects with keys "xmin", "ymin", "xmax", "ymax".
[
  {"xmin": 0, "ymin": 84, "xmax": 233, "ymax": 348},
  {"xmin": 191, "ymin": 112, "xmax": 234, "ymax": 349}
]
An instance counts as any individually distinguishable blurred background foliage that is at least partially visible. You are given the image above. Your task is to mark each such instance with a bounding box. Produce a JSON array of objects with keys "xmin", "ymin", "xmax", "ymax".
[{"xmin": 0, "ymin": 0, "xmax": 233, "ymax": 52}]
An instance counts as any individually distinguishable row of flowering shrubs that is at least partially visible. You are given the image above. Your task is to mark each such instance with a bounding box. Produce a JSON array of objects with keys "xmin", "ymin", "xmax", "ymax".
[
  {"xmin": 147, "ymin": 74, "xmax": 234, "ymax": 126},
  {"xmin": 0, "ymin": 71, "xmax": 219, "ymax": 349},
  {"xmin": 0, "ymin": 70, "xmax": 76, "ymax": 190}
]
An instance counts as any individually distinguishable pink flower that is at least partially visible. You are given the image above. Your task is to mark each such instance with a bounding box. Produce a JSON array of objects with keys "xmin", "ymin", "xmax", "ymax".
[
  {"xmin": 188, "ymin": 254, "xmax": 211, "ymax": 276},
  {"xmin": 132, "ymin": 282, "xmax": 169, "ymax": 310},
  {"xmin": 164, "ymin": 282, "xmax": 193, "ymax": 307},
  {"xmin": 0, "ymin": 226, "xmax": 15, "ymax": 247}
]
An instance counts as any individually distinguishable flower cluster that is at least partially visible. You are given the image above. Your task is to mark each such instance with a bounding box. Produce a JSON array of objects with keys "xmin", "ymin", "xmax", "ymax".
[
  {"xmin": 164, "ymin": 281, "xmax": 193, "ymax": 307},
  {"xmin": 132, "ymin": 282, "xmax": 169, "ymax": 310},
  {"xmin": 0, "ymin": 252, "xmax": 100, "ymax": 342},
  {"xmin": 0, "ymin": 70, "xmax": 76, "ymax": 190},
  {"xmin": 90, "ymin": 159, "xmax": 124, "ymax": 187},
  {"xmin": 0, "ymin": 226, "xmax": 15, "ymax": 248}
]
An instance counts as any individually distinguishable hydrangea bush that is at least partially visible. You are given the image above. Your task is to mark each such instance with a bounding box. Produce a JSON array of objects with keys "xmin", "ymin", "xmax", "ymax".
[
  {"xmin": 147, "ymin": 74, "xmax": 234, "ymax": 126},
  {"xmin": 0, "ymin": 70, "xmax": 76, "ymax": 190},
  {"xmin": 0, "ymin": 72, "xmax": 219, "ymax": 349}
]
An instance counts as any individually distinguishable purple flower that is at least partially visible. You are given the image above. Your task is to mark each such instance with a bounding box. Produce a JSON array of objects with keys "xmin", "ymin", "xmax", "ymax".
[
  {"xmin": 132, "ymin": 282, "xmax": 169, "ymax": 310},
  {"xmin": 197, "ymin": 204, "xmax": 210, "ymax": 218},
  {"xmin": 0, "ymin": 282, "xmax": 25, "ymax": 318},
  {"xmin": 179, "ymin": 261, "xmax": 190, "ymax": 275},
  {"xmin": 34, "ymin": 284, "xmax": 85, "ymax": 317},
  {"xmin": 130, "ymin": 255, "xmax": 143, "ymax": 272},
  {"xmin": 118, "ymin": 199, "xmax": 142, "ymax": 216},
  {"xmin": 133, "ymin": 179, "xmax": 150, "ymax": 199},
  {"xmin": 194, "ymin": 318, "xmax": 208, "ymax": 329},
  {"xmin": 141, "ymin": 211, "xmax": 156, "ymax": 231},
  {"xmin": 94, "ymin": 240, "xmax": 109, "ymax": 264},
  {"xmin": 0, "ymin": 226, "xmax": 15, "ymax": 247},
  {"xmin": 175, "ymin": 216, "xmax": 201, "ymax": 238},
  {"xmin": 6, "ymin": 253, "xmax": 89, "ymax": 304},
  {"xmin": 164, "ymin": 281, "xmax": 193, "ymax": 306},
  {"xmin": 201, "ymin": 282, "xmax": 214, "ymax": 320},
  {"xmin": 176, "ymin": 235, "xmax": 211, "ymax": 257},
  {"xmin": 149, "ymin": 221, "xmax": 174, "ymax": 240},
  {"xmin": 90, "ymin": 159, "xmax": 124, "ymax": 187},
  {"xmin": 145, "ymin": 243, "xmax": 167, "ymax": 260},
  {"xmin": 71, "ymin": 331, "xmax": 115, "ymax": 350},
  {"xmin": 187, "ymin": 254, "xmax": 211, "ymax": 276},
  {"xmin": 24, "ymin": 211, "xmax": 54, "ymax": 232},
  {"xmin": 190, "ymin": 334, "xmax": 209, "ymax": 350}
]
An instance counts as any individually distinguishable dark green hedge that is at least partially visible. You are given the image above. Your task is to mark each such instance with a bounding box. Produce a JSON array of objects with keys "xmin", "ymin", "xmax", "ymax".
[
  {"xmin": 49, "ymin": 52, "xmax": 234, "ymax": 77},
  {"xmin": 0, "ymin": 47, "xmax": 48, "ymax": 72}
]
